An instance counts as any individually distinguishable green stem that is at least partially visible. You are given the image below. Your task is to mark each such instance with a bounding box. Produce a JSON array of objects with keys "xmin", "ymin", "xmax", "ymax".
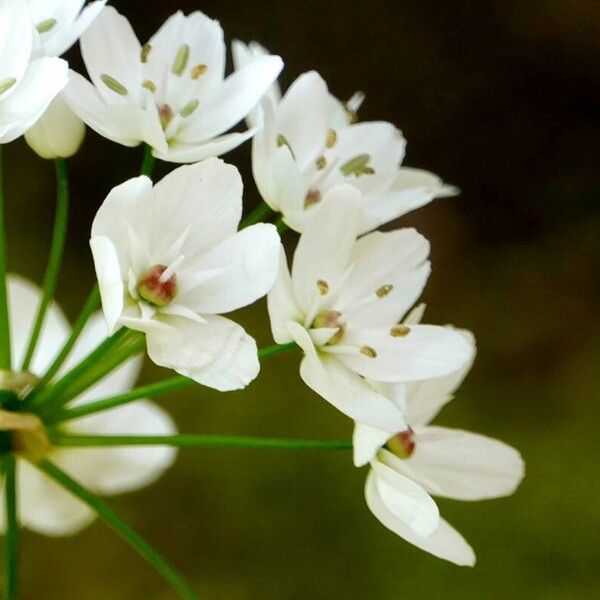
[
  {"xmin": 30, "ymin": 285, "xmax": 100, "ymax": 396},
  {"xmin": 239, "ymin": 200, "xmax": 273, "ymax": 228},
  {"xmin": 21, "ymin": 159, "xmax": 70, "ymax": 371},
  {"xmin": 50, "ymin": 433, "xmax": 353, "ymax": 451},
  {"xmin": 140, "ymin": 144, "xmax": 156, "ymax": 177},
  {"xmin": 275, "ymin": 216, "xmax": 289, "ymax": 236},
  {"xmin": 0, "ymin": 147, "xmax": 11, "ymax": 370},
  {"xmin": 28, "ymin": 327, "xmax": 135, "ymax": 410},
  {"xmin": 37, "ymin": 460, "xmax": 199, "ymax": 600},
  {"xmin": 49, "ymin": 342, "xmax": 298, "ymax": 424},
  {"xmin": 4, "ymin": 457, "xmax": 18, "ymax": 600}
]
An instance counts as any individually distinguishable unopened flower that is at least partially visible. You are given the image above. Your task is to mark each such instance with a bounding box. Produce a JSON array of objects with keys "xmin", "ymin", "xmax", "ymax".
[
  {"xmin": 25, "ymin": 93, "xmax": 85, "ymax": 158},
  {"xmin": 0, "ymin": 0, "xmax": 68, "ymax": 144},
  {"xmin": 354, "ymin": 329, "xmax": 524, "ymax": 566},
  {"xmin": 267, "ymin": 186, "xmax": 472, "ymax": 429},
  {"xmin": 91, "ymin": 158, "xmax": 280, "ymax": 390},
  {"xmin": 28, "ymin": 0, "xmax": 107, "ymax": 58},
  {"xmin": 0, "ymin": 275, "xmax": 175, "ymax": 536},
  {"xmin": 252, "ymin": 70, "xmax": 457, "ymax": 232},
  {"xmin": 64, "ymin": 7, "xmax": 283, "ymax": 162}
]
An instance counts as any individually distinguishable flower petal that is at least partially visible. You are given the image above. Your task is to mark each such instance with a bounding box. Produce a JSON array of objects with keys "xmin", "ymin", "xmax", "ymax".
[
  {"xmin": 179, "ymin": 223, "xmax": 280, "ymax": 314},
  {"xmin": 353, "ymin": 422, "xmax": 392, "ymax": 467},
  {"xmin": 405, "ymin": 426, "xmax": 525, "ymax": 500},
  {"xmin": 0, "ymin": 0, "xmax": 32, "ymax": 94},
  {"xmin": 365, "ymin": 470, "xmax": 475, "ymax": 566},
  {"xmin": 145, "ymin": 315, "xmax": 259, "ymax": 391}
]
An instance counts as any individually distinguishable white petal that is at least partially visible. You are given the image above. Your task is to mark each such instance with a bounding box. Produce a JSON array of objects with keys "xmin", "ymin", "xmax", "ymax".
[
  {"xmin": 7, "ymin": 275, "xmax": 69, "ymax": 376},
  {"xmin": 0, "ymin": 0, "xmax": 32, "ymax": 93},
  {"xmin": 362, "ymin": 167, "xmax": 459, "ymax": 231},
  {"xmin": 405, "ymin": 330, "xmax": 476, "ymax": 426},
  {"xmin": 18, "ymin": 459, "xmax": 96, "ymax": 536},
  {"xmin": 337, "ymin": 228, "xmax": 430, "ymax": 327},
  {"xmin": 90, "ymin": 236, "xmax": 125, "ymax": 334},
  {"xmin": 145, "ymin": 315, "xmax": 259, "ymax": 391},
  {"xmin": 291, "ymin": 185, "xmax": 362, "ymax": 314},
  {"xmin": 353, "ymin": 422, "xmax": 392, "ymax": 467},
  {"xmin": 62, "ymin": 399, "xmax": 176, "ymax": 495},
  {"xmin": 296, "ymin": 341, "xmax": 407, "ymax": 430},
  {"xmin": 263, "ymin": 145, "xmax": 307, "ymax": 216},
  {"xmin": 404, "ymin": 426, "xmax": 525, "ymax": 500},
  {"xmin": 335, "ymin": 324, "xmax": 473, "ymax": 383},
  {"xmin": 80, "ymin": 6, "xmax": 142, "ymax": 106},
  {"xmin": 369, "ymin": 452, "xmax": 440, "ymax": 537},
  {"xmin": 155, "ymin": 129, "xmax": 255, "ymax": 164},
  {"xmin": 0, "ymin": 57, "xmax": 68, "ymax": 143},
  {"xmin": 148, "ymin": 158, "xmax": 243, "ymax": 260},
  {"xmin": 179, "ymin": 223, "xmax": 280, "ymax": 314},
  {"xmin": 365, "ymin": 470, "xmax": 475, "ymax": 566},
  {"xmin": 274, "ymin": 71, "xmax": 331, "ymax": 170}
]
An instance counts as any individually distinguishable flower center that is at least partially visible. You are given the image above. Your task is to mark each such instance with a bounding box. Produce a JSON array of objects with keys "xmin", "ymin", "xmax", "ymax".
[
  {"xmin": 137, "ymin": 264, "xmax": 178, "ymax": 307},
  {"xmin": 386, "ymin": 427, "xmax": 416, "ymax": 459},
  {"xmin": 312, "ymin": 310, "xmax": 346, "ymax": 344}
]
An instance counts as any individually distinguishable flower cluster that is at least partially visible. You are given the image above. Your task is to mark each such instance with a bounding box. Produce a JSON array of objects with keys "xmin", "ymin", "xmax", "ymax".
[{"xmin": 0, "ymin": 2, "xmax": 524, "ymax": 596}]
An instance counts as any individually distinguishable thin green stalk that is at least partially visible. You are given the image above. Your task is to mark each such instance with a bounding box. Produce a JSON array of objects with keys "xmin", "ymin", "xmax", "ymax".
[
  {"xmin": 50, "ymin": 433, "xmax": 353, "ymax": 451},
  {"xmin": 0, "ymin": 147, "xmax": 11, "ymax": 370},
  {"xmin": 275, "ymin": 216, "xmax": 289, "ymax": 235},
  {"xmin": 28, "ymin": 327, "xmax": 135, "ymax": 410},
  {"xmin": 49, "ymin": 342, "xmax": 298, "ymax": 424},
  {"xmin": 240, "ymin": 200, "xmax": 273, "ymax": 228},
  {"xmin": 140, "ymin": 144, "xmax": 156, "ymax": 177},
  {"xmin": 37, "ymin": 460, "xmax": 199, "ymax": 600},
  {"xmin": 21, "ymin": 159, "xmax": 70, "ymax": 371},
  {"xmin": 31, "ymin": 285, "xmax": 101, "ymax": 395},
  {"xmin": 47, "ymin": 375, "xmax": 193, "ymax": 424},
  {"xmin": 4, "ymin": 457, "xmax": 18, "ymax": 600}
]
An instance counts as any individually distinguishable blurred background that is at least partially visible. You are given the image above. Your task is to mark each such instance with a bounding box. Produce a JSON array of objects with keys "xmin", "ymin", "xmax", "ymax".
[{"xmin": 2, "ymin": 0, "xmax": 599, "ymax": 597}]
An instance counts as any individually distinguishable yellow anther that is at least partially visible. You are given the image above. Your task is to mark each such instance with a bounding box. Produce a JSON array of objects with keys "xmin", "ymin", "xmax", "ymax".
[
  {"xmin": 376, "ymin": 284, "xmax": 394, "ymax": 298},
  {"xmin": 390, "ymin": 324, "xmax": 411, "ymax": 337},
  {"xmin": 142, "ymin": 79, "xmax": 157, "ymax": 93},
  {"xmin": 317, "ymin": 279, "xmax": 330, "ymax": 295},
  {"xmin": 360, "ymin": 346, "xmax": 377, "ymax": 358},
  {"xmin": 141, "ymin": 43, "xmax": 152, "ymax": 63},
  {"xmin": 191, "ymin": 64, "xmax": 208, "ymax": 79},
  {"xmin": 316, "ymin": 156, "xmax": 327, "ymax": 170},
  {"xmin": 326, "ymin": 129, "xmax": 337, "ymax": 148}
]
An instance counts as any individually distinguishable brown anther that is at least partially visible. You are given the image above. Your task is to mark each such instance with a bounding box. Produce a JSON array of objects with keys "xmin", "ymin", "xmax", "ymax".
[
  {"xmin": 317, "ymin": 279, "xmax": 330, "ymax": 295},
  {"xmin": 191, "ymin": 64, "xmax": 208, "ymax": 79},
  {"xmin": 316, "ymin": 156, "xmax": 327, "ymax": 170},
  {"xmin": 390, "ymin": 324, "xmax": 411, "ymax": 337},
  {"xmin": 376, "ymin": 284, "xmax": 394, "ymax": 298},
  {"xmin": 360, "ymin": 345, "xmax": 377, "ymax": 358}
]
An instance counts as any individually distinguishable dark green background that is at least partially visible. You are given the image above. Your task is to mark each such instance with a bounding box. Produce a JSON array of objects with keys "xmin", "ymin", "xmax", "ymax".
[{"xmin": 3, "ymin": 0, "xmax": 600, "ymax": 597}]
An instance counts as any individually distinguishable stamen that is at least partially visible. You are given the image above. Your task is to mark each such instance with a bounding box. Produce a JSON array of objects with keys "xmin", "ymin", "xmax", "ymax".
[
  {"xmin": 36, "ymin": 18, "xmax": 57, "ymax": 33},
  {"xmin": 376, "ymin": 284, "xmax": 394, "ymax": 298},
  {"xmin": 191, "ymin": 64, "xmax": 208, "ymax": 79},
  {"xmin": 100, "ymin": 74, "xmax": 128, "ymax": 96},
  {"xmin": 317, "ymin": 279, "xmax": 330, "ymax": 295},
  {"xmin": 141, "ymin": 43, "xmax": 152, "ymax": 63},
  {"xmin": 340, "ymin": 154, "xmax": 375, "ymax": 177},
  {"xmin": 316, "ymin": 156, "xmax": 327, "ymax": 170},
  {"xmin": 0, "ymin": 78, "xmax": 16, "ymax": 96},
  {"xmin": 326, "ymin": 129, "xmax": 337, "ymax": 148},
  {"xmin": 142, "ymin": 79, "xmax": 157, "ymax": 93},
  {"xmin": 159, "ymin": 255, "xmax": 185, "ymax": 284},
  {"xmin": 172, "ymin": 44, "xmax": 190, "ymax": 76},
  {"xmin": 304, "ymin": 190, "xmax": 321, "ymax": 208},
  {"xmin": 276, "ymin": 134, "xmax": 296, "ymax": 159},
  {"xmin": 390, "ymin": 324, "xmax": 411, "ymax": 337},
  {"xmin": 180, "ymin": 99, "xmax": 199, "ymax": 117},
  {"xmin": 360, "ymin": 345, "xmax": 377, "ymax": 358}
]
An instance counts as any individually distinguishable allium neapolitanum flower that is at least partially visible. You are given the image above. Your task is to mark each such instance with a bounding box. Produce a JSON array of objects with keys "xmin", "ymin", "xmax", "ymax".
[
  {"xmin": 64, "ymin": 6, "xmax": 283, "ymax": 162},
  {"xmin": 0, "ymin": 0, "xmax": 68, "ymax": 144},
  {"xmin": 0, "ymin": 275, "xmax": 175, "ymax": 536},
  {"xmin": 91, "ymin": 158, "xmax": 280, "ymax": 391},
  {"xmin": 27, "ymin": 0, "xmax": 107, "ymax": 58},
  {"xmin": 252, "ymin": 70, "xmax": 457, "ymax": 233},
  {"xmin": 267, "ymin": 185, "xmax": 472, "ymax": 429},
  {"xmin": 353, "ymin": 329, "xmax": 524, "ymax": 566}
]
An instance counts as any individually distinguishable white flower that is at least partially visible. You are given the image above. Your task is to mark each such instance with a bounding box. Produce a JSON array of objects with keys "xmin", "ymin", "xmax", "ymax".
[
  {"xmin": 28, "ymin": 0, "xmax": 107, "ymax": 58},
  {"xmin": 91, "ymin": 158, "xmax": 280, "ymax": 391},
  {"xmin": 252, "ymin": 70, "xmax": 457, "ymax": 233},
  {"xmin": 354, "ymin": 330, "xmax": 525, "ymax": 566},
  {"xmin": 25, "ymin": 93, "xmax": 85, "ymax": 158},
  {"xmin": 267, "ymin": 186, "xmax": 472, "ymax": 429},
  {"xmin": 0, "ymin": 275, "xmax": 176, "ymax": 536},
  {"xmin": 63, "ymin": 6, "xmax": 283, "ymax": 163},
  {"xmin": 0, "ymin": 0, "xmax": 68, "ymax": 144}
]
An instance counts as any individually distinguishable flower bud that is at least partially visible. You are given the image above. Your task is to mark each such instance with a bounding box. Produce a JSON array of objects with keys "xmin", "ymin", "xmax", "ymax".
[{"xmin": 25, "ymin": 94, "xmax": 85, "ymax": 159}]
